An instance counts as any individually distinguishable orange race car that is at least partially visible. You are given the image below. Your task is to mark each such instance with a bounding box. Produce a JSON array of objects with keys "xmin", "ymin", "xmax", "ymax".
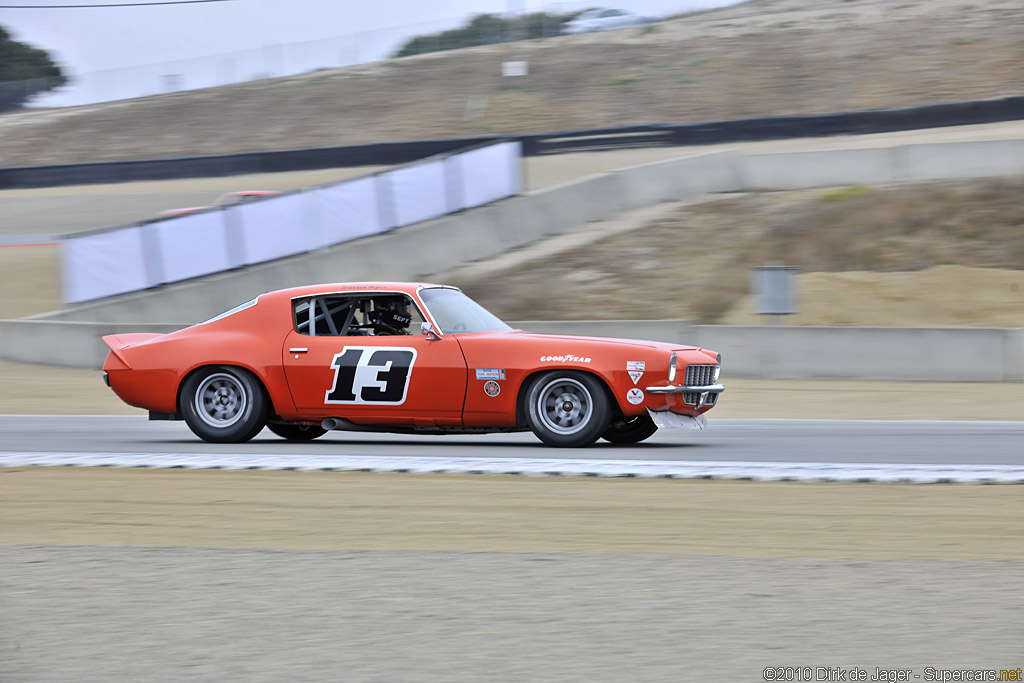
[{"xmin": 102, "ymin": 283, "xmax": 724, "ymax": 447}]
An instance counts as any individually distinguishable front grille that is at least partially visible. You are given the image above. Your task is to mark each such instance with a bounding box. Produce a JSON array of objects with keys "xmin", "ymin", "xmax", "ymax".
[
  {"xmin": 684, "ymin": 364, "xmax": 716, "ymax": 387},
  {"xmin": 683, "ymin": 391, "xmax": 718, "ymax": 407},
  {"xmin": 683, "ymin": 364, "xmax": 718, "ymax": 406}
]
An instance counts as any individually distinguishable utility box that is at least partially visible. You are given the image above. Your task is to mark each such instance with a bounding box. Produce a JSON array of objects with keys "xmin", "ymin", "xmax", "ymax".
[{"xmin": 751, "ymin": 263, "xmax": 799, "ymax": 320}]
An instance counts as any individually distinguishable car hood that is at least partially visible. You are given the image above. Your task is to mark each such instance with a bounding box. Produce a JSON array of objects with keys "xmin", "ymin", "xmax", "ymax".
[{"xmin": 489, "ymin": 329, "xmax": 699, "ymax": 352}]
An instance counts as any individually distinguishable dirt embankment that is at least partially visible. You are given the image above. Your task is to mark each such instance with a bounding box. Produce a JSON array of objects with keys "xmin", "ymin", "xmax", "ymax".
[
  {"xmin": 442, "ymin": 179, "xmax": 1024, "ymax": 325},
  {"xmin": 0, "ymin": 0, "xmax": 1021, "ymax": 166},
  {"xmin": 4, "ymin": 467, "xmax": 1022, "ymax": 559}
]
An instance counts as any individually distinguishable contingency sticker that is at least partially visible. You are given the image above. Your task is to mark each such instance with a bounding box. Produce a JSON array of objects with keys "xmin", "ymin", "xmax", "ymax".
[
  {"xmin": 475, "ymin": 369, "xmax": 507, "ymax": 381},
  {"xmin": 483, "ymin": 381, "xmax": 501, "ymax": 397},
  {"xmin": 626, "ymin": 361, "xmax": 645, "ymax": 385},
  {"xmin": 626, "ymin": 388, "xmax": 644, "ymax": 405}
]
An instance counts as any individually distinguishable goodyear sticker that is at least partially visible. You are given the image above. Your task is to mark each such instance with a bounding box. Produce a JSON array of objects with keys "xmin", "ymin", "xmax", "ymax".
[
  {"xmin": 484, "ymin": 381, "xmax": 501, "ymax": 397},
  {"xmin": 475, "ymin": 369, "xmax": 506, "ymax": 381},
  {"xmin": 626, "ymin": 388, "xmax": 644, "ymax": 405},
  {"xmin": 540, "ymin": 355, "xmax": 591, "ymax": 363}
]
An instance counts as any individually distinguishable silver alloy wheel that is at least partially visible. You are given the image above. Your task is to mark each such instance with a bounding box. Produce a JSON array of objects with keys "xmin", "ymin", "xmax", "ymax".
[
  {"xmin": 535, "ymin": 377, "xmax": 592, "ymax": 435},
  {"xmin": 194, "ymin": 372, "xmax": 248, "ymax": 428}
]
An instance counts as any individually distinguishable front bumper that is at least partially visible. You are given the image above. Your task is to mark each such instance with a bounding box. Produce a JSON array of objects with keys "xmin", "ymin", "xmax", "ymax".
[{"xmin": 644, "ymin": 383, "xmax": 724, "ymax": 409}]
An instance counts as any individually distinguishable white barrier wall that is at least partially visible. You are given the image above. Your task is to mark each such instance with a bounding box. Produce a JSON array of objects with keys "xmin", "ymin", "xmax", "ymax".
[
  {"xmin": 152, "ymin": 211, "xmax": 233, "ymax": 283},
  {"xmin": 60, "ymin": 226, "xmax": 150, "ymax": 303},
  {"xmin": 448, "ymin": 141, "xmax": 522, "ymax": 210},
  {"xmin": 382, "ymin": 160, "xmax": 449, "ymax": 228},
  {"xmin": 60, "ymin": 141, "xmax": 523, "ymax": 304},
  {"xmin": 232, "ymin": 191, "xmax": 311, "ymax": 265},
  {"xmin": 309, "ymin": 176, "xmax": 381, "ymax": 250}
]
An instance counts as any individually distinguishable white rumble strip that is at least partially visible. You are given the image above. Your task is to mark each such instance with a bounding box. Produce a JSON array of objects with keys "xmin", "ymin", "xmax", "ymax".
[{"xmin": 1, "ymin": 452, "xmax": 1023, "ymax": 483}]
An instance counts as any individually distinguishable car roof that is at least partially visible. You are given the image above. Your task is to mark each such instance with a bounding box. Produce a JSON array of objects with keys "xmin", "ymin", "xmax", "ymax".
[{"xmin": 261, "ymin": 282, "xmax": 453, "ymax": 302}]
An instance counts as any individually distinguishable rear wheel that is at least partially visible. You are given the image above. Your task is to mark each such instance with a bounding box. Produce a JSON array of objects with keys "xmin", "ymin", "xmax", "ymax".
[
  {"xmin": 181, "ymin": 366, "xmax": 267, "ymax": 443},
  {"xmin": 267, "ymin": 423, "xmax": 327, "ymax": 441},
  {"xmin": 601, "ymin": 414, "xmax": 658, "ymax": 444},
  {"xmin": 525, "ymin": 371, "xmax": 611, "ymax": 448}
]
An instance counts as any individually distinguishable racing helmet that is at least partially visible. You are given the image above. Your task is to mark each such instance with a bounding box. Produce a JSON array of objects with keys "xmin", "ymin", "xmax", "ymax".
[{"xmin": 370, "ymin": 297, "xmax": 413, "ymax": 335}]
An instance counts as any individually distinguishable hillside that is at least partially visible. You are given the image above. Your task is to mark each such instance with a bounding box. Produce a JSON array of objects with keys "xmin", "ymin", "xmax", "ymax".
[
  {"xmin": 439, "ymin": 178, "xmax": 1024, "ymax": 325},
  {"xmin": 0, "ymin": 0, "xmax": 1022, "ymax": 167}
]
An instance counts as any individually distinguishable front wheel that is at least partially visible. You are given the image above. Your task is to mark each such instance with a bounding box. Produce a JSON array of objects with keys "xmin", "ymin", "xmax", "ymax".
[
  {"xmin": 601, "ymin": 414, "xmax": 658, "ymax": 444},
  {"xmin": 267, "ymin": 422, "xmax": 327, "ymax": 441},
  {"xmin": 525, "ymin": 371, "xmax": 611, "ymax": 447},
  {"xmin": 181, "ymin": 366, "xmax": 268, "ymax": 443}
]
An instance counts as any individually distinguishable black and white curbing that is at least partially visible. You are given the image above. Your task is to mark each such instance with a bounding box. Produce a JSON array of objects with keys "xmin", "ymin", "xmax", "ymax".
[{"xmin": 1, "ymin": 452, "xmax": 1023, "ymax": 484}]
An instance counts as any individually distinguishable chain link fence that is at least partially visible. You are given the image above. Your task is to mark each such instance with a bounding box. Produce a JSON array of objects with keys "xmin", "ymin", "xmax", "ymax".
[{"xmin": 2, "ymin": 2, "xmax": 593, "ymax": 109}]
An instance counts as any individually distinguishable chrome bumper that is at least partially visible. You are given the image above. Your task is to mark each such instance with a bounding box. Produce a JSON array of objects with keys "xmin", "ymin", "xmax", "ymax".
[{"xmin": 644, "ymin": 383, "xmax": 724, "ymax": 409}]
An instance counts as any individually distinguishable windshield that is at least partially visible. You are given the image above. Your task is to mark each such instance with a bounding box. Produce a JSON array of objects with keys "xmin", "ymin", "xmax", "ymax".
[{"xmin": 418, "ymin": 288, "xmax": 511, "ymax": 334}]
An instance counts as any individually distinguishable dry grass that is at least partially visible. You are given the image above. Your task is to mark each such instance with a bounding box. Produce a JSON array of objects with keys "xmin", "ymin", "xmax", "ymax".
[
  {"xmin": 0, "ymin": 0, "xmax": 1022, "ymax": 166},
  {"xmin": 445, "ymin": 178, "xmax": 1024, "ymax": 324},
  {"xmin": 749, "ymin": 179, "xmax": 1024, "ymax": 272}
]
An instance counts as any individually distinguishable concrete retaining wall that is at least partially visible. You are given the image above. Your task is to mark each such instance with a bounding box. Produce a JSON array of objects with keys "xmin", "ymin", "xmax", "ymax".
[
  {"xmin": 0, "ymin": 320, "xmax": 182, "ymax": 369},
  {"xmin": 739, "ymin": 139, "xmax": 1024, "ymax": 190},
  {"xmin": 4, "ymin": 317, "xmax": 1022, "ymax": 381},
  {"xmin": 693, "ymin": 325, "xmax": 1024, "ymax": 382},
  {"xmin": 515, "ymin": 321, "xmax": 1024, "ymax": 382}
]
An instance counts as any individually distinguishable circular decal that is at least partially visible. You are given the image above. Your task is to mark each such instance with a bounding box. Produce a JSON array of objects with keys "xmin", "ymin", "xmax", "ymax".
[
  {"xmin": 626, "ymin": 388, "xmax": 644, "ymax": 405},
  {"xmin": 484, "ymin": 380, "xmax": 501, "ymax": 397}
]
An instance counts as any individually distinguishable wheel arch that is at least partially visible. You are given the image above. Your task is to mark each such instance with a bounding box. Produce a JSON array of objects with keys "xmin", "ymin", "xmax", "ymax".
[
  {"xmin": 515, "ymin": 367, "xmax": 620, "ymax": 427},
  {"xmin": 176, "ymin": 363, "xmax": 275, "ymax": 417}
]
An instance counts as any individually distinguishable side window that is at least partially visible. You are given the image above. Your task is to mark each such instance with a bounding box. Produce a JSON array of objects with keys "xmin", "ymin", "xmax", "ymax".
[
  {"xmin": 362, "ymin": 295, "xmax": 426, "ymax": 336},
  {"xmin": 294, "ymin": 294, "xmax": 425, "ymax": 336},
  {"xmin": 294, "ymin": 296, "xmax": 360, "ymax": 336}
]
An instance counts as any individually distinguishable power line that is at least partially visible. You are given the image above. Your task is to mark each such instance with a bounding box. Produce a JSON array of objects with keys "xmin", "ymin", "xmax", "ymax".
[{"xmin": 0, "ymin": 0, "xmax": 232, "ymax": 7}]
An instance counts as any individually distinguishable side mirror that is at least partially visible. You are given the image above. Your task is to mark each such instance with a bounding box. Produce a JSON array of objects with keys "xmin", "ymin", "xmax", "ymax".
[{"xmin": 421, "ymin": 322, "xmax": 443, "ymax": 341}]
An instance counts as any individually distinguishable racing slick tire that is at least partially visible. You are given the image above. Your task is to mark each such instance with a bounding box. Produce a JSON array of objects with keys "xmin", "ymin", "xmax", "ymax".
[
  {"xmin": 181, "ymin": 366, "xmax": 268, "ymax": 443},
  {"xmin": 267, "ymin": 422, "xmax": 328, "ymax": 441},
  {"xmin": 601, "ymin": 414, "xmax": 658, "ymax": 444},
  {"xmin": 525, "ymin": 371, "xmax": 611, "ymax": 448}
]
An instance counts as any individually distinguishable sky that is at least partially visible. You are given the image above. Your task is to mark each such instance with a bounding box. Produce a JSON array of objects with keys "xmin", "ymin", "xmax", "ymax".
[{"xmin": 0, "ymin": 0, "xmax": 743, "ymax": 106}]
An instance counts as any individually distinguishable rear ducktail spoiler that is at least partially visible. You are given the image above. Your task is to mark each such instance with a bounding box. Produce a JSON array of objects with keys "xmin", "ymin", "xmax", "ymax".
[{"xmin": 101, "ymin": 333, "xmax": 163, "ymax": 369}]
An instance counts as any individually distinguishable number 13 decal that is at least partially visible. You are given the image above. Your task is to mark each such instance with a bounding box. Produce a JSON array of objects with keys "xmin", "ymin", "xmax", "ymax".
[{"xmin": 325, "ymin": 346, "xmax": 418, "ymax": 405}]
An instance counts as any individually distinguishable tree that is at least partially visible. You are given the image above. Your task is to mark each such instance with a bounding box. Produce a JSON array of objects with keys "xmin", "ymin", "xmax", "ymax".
[
  {"xmin": 393, "ymin": 11, "xmax": 583, "ymax": 58},
  {"xmin": 0, "ymin": 26, "xmax": 68, "ymax": 112}
]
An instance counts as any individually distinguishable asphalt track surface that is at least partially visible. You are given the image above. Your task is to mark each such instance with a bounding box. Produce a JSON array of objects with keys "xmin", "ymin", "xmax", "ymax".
[{"xmin": 4, "ymin": 415, "xmax": 1024, "ymax": 466}]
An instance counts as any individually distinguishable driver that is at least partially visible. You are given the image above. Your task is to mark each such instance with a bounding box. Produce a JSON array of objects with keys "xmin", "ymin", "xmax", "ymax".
[{"xmin": 369, "ymin": 297, "xmax": 413, "ymax": 335}]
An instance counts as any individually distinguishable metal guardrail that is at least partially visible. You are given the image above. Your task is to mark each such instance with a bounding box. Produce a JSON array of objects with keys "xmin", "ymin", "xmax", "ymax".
[{"xmin": 1, "ymin": 96, "xmax": 1022, "ymax": 189}]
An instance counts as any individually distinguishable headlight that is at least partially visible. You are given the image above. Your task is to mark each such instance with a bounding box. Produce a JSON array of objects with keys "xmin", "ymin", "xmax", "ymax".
[
  {"xmin": 713, "ymin": 365, "xmax": 721, "ymax": 382},
  {"xmin": 668, "ymin": 352, "xmax": 677, "ymax": 383}
]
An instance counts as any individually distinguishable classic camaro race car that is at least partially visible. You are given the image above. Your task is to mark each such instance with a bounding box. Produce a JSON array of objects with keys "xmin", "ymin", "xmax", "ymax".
[{"xmin": 102, "ymin": 283, "xmax": 724, "ymax": 447}]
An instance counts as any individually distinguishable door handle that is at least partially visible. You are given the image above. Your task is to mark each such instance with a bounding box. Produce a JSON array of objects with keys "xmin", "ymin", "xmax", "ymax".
[{"xmin": 289, "ymin": 347, "xmax": 308, "ymax": 353}]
